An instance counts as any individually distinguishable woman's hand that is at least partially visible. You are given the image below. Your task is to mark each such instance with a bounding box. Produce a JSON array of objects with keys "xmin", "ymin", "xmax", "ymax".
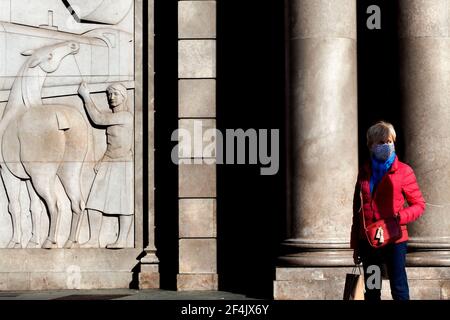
[
  {"xmin": 353, "ymin": 249, "xmax": 361, "ymax": 265},
  {"xmin": 78, "ymin": 81, "xmax": 90, "ymax": 99}
]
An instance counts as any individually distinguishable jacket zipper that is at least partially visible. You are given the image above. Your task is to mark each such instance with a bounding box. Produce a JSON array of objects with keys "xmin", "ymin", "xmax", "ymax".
[{"xmin": 370, "ymin": 171, "xmax": 394, "ymax": 222}]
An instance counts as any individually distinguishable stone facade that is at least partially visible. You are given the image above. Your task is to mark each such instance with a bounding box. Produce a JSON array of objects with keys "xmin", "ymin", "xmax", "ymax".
[{"xmin": 2, "ymin": 0, "xmax": 450, "ymax": 300}]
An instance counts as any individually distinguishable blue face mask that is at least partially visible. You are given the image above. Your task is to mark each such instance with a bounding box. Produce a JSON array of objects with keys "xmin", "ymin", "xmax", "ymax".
[{"xmin": 371, "ymin": 143, "xmax": 395, "ymax": 161}]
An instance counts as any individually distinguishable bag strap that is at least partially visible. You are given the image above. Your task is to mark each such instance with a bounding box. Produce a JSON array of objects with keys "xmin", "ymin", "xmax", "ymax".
[
  {"xmin": 359, "ymin": 183, "xmax": 367, "ymax": 231},
  {"xmin": 352, "ymin": 264, "xmax": 363, "ymax": 274}
]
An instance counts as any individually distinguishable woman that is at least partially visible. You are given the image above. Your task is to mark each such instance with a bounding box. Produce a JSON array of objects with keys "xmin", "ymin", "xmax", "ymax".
[
  {"xmin": 351, "ymin": 121, "xmax": 425, "ymax": 300},
  {"xmin": 77, "ymin": 81, "xmax": 134, "ymax": 249}
]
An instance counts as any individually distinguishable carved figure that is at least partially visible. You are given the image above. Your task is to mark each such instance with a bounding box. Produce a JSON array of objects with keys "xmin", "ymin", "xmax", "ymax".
[
  {"xmin": 77, "ymin": 81, "xmax": 134, "ymax": 249},
  {"xmin": 0, "ymin": 41, "xmax": 88, "ymax": 249}
]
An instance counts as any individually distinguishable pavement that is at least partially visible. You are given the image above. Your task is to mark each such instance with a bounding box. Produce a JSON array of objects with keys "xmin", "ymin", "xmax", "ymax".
[{"xmin": 0, "ymin": 289, "xmax": 256, "ymax": 300}]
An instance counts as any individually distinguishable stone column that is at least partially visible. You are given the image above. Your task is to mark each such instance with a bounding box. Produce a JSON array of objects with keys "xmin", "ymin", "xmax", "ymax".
[
  {"xmin": 398, "ymin": 0, "xmax": 450, "ymax": 265},
  {"xmin": 177, "ymin": 0, "xmax": 218, "ymax": 291},
  {"xmin": 139, "ymin": 0, "xmax": 160, "ymax": 289},
  {"xmin": 275, "ymin": 0, "xmax": 358, "ymax": 299}
]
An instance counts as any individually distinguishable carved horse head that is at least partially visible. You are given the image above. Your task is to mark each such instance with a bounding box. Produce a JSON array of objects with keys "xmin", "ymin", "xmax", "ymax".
[
  {"xmin": 21, "ymin": 41, "xmax": 80, "ymax": 73},
  {"xmin": 5, "ymin": 41, "xmax": 81, "ymax": 110}
]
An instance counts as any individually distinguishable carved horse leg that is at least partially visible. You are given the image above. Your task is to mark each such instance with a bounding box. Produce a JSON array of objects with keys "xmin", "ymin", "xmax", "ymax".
[
  {"xmin": 26, "ymin": 165, "xmax": 60, "ymax": 249},
  {"xmin": 59, "ymin": 109, "xmax": 88, "ymax": 249},
  {"xmin": 0, "ymin": 167, "xmax": 22, "ymax": 248},
  {"xmin": 25, "ymin": 180, "xmax": 43, "ymax": 248},
  {"xmin": 61, "ymin": 164, "xmax": 86, "ymax": 249}
]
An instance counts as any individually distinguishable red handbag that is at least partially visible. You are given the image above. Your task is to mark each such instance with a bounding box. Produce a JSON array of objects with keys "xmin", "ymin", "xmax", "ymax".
[{"xmin": 359, "ymin": 190, "xmax": 402, "ymax": 248}]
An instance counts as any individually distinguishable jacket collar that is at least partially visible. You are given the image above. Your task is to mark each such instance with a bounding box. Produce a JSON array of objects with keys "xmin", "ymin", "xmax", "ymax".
[{"xmin": 388, "ymin": 155, "xmax": 399, "ymax": 173}]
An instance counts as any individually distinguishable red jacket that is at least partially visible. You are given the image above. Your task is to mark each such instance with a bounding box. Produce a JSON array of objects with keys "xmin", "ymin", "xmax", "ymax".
[{"xmin": 350, "ymin": 156, "xmax": 426, "ymax": 249}]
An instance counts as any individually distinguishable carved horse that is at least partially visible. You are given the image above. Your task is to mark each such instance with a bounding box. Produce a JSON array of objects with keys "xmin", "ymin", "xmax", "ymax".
[{"xmin": 0, "ymin": 41, "xmax": 88, "ymax": 249}]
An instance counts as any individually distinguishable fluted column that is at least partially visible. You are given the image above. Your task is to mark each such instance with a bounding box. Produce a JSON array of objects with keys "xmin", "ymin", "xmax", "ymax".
[
  {"xmin": 399, "ymin": 0, "xmax": 450, "ymax": 265},
  {"xmin": 278, "ymin": 0, "xmax": 358, "ymax": 266}
]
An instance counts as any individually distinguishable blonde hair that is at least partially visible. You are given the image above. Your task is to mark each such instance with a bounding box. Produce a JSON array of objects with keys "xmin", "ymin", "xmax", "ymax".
[{"xmin": 366, "ymin": 121, "xmax": 396, "ymax": 147}]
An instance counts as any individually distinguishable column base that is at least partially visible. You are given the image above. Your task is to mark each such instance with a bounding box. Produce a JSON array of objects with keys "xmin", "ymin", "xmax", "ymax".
[
  {"xmin": 138, "ymin": 264, "xmax": 160, "ymax": 289},
  {"xmin": 278, "ymin": 249, "xmax": 354, "ymax": 267},
  {"xmin": 274, "ymin": 266, "xmax": 450, "ymax": 300},
  {"xmin": 138, "ymin": 249, "xmax": 160, "ymax": 289},
  {"xmin": 407, "ymin": 251, "xmax": 450, "ymax": 266},
  {"xmin": 177, "ymin": 273, "xmax": 218, "ymax": 291}
]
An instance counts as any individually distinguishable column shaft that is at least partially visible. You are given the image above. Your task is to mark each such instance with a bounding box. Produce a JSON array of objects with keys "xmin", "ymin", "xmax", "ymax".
[
  {"xmin": 280, "ymin": 0, "xmax": 358, "ymax": 266},
  {"xmin": 399, "ymin": 0, "xmax": 450, "ymax": 265}
]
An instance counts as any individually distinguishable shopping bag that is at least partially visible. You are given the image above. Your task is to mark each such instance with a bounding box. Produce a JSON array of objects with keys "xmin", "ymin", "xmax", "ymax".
[{"xmin": 343, "ymin": 265, "xmax": 365, "ymax": 300}]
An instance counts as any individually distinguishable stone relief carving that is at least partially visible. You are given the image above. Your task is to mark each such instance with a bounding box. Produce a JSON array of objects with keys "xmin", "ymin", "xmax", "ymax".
[
  {"xmin": 0, "ymin": 22, "xmax": 133, "ymax": 97},
  {"xmin": 0, "ymin": 0, "xmax": 135, "ymax": 250},
  {"xmin": 0, "ymin": 41, "xmax": 88, "ymax": 249},
  {"xmin": 77, "ymin": 82, "xmax": 134, "ymax": 249},
  {"xmin": 1, "ymin": 0, "xmax": 134, "ymax": 34}
]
